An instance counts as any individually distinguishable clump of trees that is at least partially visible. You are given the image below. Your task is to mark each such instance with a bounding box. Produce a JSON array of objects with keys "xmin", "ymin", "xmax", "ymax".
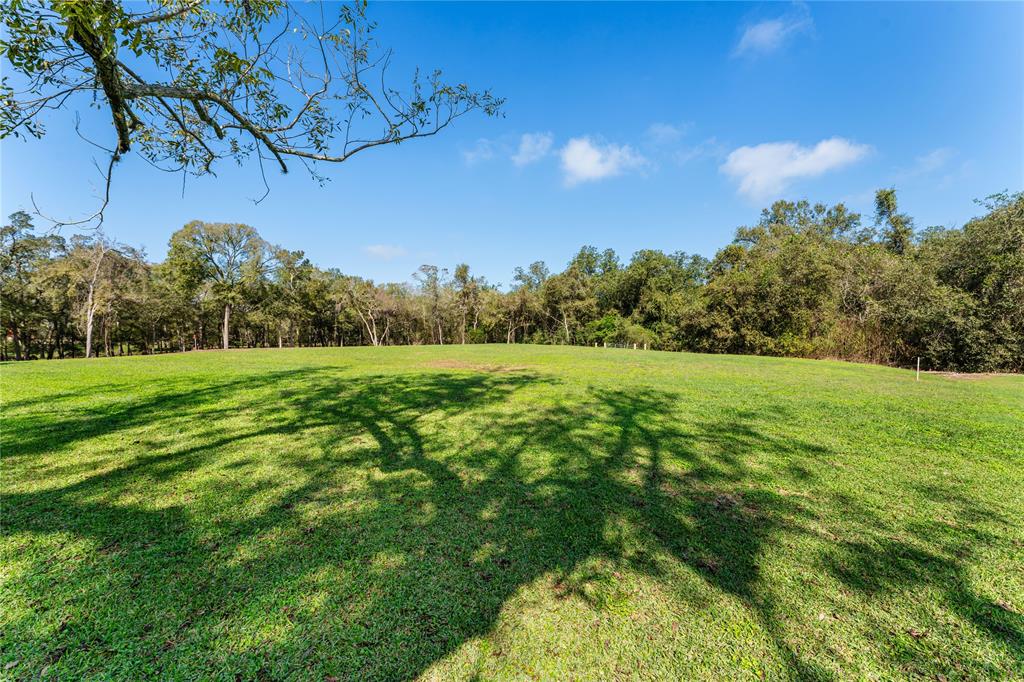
[{"xmin": 3, "ymin": 189, "xmax": 1021, "ymax": 372}]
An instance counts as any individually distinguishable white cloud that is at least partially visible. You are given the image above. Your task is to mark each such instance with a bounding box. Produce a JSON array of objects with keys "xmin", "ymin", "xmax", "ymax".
[
  {"xmin": 461, "ymin": 138, "xmax": 495, "ymax": 166},
  {"xmin": 720, "ymin": 137, "xmax": 870, "ymax": 199},
  {"xmin": 559, "ymin": 137, "xmax": 646, "ymax": 187},
  {"xmin": 734, "ymin": 4, "xmax": 813, "ymax": 57},
  {"xmin": 645, "ymin": 122, "xmax": 691, "ymax": 145},
  {"xmin": 511, "ymin": 132, "xmax": 554, "ymax": 167},
  {"xmin": 364, "ymin": 244, "xmax": 408, "ymax": 261}
]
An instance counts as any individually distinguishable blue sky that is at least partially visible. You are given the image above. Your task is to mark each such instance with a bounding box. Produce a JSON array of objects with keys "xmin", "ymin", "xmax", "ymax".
[{"xmin": 2, "ymin": 1, "xmax": 1021, "ymax": 286}]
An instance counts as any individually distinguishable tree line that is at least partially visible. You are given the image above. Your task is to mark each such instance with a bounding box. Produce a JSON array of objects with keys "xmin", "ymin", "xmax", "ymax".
[{"xmin": 2, "ymin": 189, "xmax": 1021, "ymax": 372}]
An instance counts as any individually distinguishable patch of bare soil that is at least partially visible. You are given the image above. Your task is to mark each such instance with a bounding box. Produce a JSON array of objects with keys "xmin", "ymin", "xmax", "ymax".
[{"xmin": 425, "ymin": 359, "xmax": 530, "ymax": 373}]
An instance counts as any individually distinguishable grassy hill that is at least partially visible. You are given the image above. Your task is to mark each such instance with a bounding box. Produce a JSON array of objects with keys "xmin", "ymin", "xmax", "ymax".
[{"xmin": 2, "ymin": 346, "xmax": 1022, "ymax": 680}]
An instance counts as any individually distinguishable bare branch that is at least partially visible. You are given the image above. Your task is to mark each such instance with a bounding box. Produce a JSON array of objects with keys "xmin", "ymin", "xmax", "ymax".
[
  {"xmin": 124, "ymin": 0, "xmax": 203, "ymax": 28},
  {"xmin": 31, "ymin": 150, "xmax": 117, "ymax": 230}
]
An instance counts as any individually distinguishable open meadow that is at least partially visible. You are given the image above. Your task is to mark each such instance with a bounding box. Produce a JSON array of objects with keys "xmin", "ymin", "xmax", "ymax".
[{"xmin": 2, "ymin": 346, "xmax": 1022, "ymax": 680}]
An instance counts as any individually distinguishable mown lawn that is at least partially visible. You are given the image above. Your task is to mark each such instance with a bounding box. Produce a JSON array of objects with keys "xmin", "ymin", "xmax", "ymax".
[{"xmin": 1, "ymin": 346, "xmax": 1022, "ymax": 680}]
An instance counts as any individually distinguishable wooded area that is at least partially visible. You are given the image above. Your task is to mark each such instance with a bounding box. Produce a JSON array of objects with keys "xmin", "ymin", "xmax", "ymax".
[{"xmin": 2, "ymin": 189, "xmax": 1021, "ymax": 372}]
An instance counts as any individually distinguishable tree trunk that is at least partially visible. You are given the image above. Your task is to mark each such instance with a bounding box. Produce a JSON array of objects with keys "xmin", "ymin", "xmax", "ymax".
[
  {"xmin": 222, "ymin": 303, "xmax": 231, "ymax": 350},
  {"xmin": 12, "ymin": 324, "xmax": 22, "ymax": 361},
  {"xmin": 85, "ymin": 285, "xmax": 96, "ymax": 359}
]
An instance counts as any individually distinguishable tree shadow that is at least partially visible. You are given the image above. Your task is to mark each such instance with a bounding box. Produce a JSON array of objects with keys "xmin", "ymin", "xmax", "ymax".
[
  {"xmin": 2, "ymin": 367, "xmax": 1018, "ymax": 679},
  {"xmin": 819, "ymin": 483, "xmax": 1022, "ymax": 678}
]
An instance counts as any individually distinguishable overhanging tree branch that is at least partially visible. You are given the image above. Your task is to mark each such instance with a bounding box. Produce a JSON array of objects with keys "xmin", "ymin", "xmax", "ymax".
[
  {"xmin": 1, "ymin": 0, "xmax": 504, "ymax": 224},
  {"xmin": 124, "ymin": 0, "xmax": 203, "ymax": 28}
]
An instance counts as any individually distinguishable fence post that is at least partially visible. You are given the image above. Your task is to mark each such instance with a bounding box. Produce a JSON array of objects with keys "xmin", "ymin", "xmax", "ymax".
[{"xmin": 916, "ymin": 357, "xmax": 920, "ymax": 382}]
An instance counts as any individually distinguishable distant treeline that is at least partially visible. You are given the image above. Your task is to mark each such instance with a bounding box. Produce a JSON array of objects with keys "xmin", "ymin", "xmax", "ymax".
[{"xmin": 2, "ymin": 189, "xmax": 1021, "ymax": 372}]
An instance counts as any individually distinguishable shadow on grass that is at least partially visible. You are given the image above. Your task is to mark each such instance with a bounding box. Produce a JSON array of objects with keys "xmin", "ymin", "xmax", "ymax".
[{"xmin": 2, "ymin": 367, "xmax": 1019, "ymax": 679}]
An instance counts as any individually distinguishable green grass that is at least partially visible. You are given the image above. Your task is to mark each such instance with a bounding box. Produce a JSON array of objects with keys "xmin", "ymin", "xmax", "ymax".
[{"xmin": 2, "ymin": 346, "xmax": 1022, "ymax": 680}]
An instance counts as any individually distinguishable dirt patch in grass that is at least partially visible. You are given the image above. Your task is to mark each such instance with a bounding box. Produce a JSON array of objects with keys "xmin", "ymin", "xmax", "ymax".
[{"xmin": 425, "ymin": 359, "xmax": 530, "ymax": 373}]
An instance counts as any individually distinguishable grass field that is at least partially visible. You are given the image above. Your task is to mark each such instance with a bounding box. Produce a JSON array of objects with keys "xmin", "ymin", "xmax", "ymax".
[{"xmin": 2, "ymin": 346, "xmax": 1022, "ymax": 680}]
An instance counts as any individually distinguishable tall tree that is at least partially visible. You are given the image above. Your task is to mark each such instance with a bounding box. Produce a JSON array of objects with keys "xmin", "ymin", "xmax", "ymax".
[
  {"xmin": 507, "ymin": 261, "xmax": 547, "ymax": 343},
  {"xmin": 541, "ymin": 265, "xmax": 595, "ymax": 343},
  {"xmin": 64, "ymin": 233, "xmax": 115, "ymax": 358},
  {"xmin": 345, "ymin": 277, "xmax": 395, "ymax": 347},
  {"xmin": 413, "ymin": 265, "xmax": 449, "ymax": 345},
  {"xmin": 167, "ymin": 221, "xmax": 268, "ymax": 349},
  {"xmin": 452, "ymin": 263, "xmax": 485, "ymax": 344},
  {"xmin": 268, "ymin": 247, "xmax": 314, "ymax": 347},
  {"xmin": 875, "ymin": 188, "xmax": 914, "ymax": 255},
  {"xmin": 0, "ymin": 211, "xmax": 63, "ymax": 359}
]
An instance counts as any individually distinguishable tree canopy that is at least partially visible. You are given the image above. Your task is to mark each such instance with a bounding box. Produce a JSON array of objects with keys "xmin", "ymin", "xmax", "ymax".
[{"xmin": 4, "ymin": 189, "xmax": 1021, "ymax": 372}]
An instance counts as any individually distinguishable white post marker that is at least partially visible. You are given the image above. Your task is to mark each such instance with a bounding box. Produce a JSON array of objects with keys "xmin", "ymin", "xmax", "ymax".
[{"xmin": 916, "ymin": 357, "xmax": 920, "ymax": 382}]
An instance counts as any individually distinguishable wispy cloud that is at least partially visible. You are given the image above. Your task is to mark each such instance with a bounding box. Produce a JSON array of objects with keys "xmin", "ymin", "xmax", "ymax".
[
  {"xmin": 915, "ymin": 148, "xmax": 954, "ymax": 174},
  {"xmin": 720, "ymin": 137, "xmax": 870, "ymax": 199},
  {"xmin": 511, "ymin": 132, "xmax": 554, "ymax": 167},
  {"xmin": 938, "ymin": 159, "xmax": 975, "ymax": 191},
  {"xmin": 896, "ymin": 149, "xmax": 971, "ymax": 192},
  {"xmin": 364, "ymin": 244, "xmax": 408, "ymax": 261},
  {"xmin": 894, "ymin": 147, "xmax": 955, "ymax": 181},
  {"xmin": 645, "ymin": 122, "xmax": 692, "ymax": 146},
  {"xmin": 560, "ymin": 137, "xmax": 646, "ymax": 187},
  {"xmin": 734, "ymin": 3, "xmax": 813, "ymax": 57},
  {"xmin": 461, "ymin": 138, "xmax": 496, "ymax": 166},
  {"xmin": 675, "ymin": 137, "xmax": 727, "ymax": 165}
]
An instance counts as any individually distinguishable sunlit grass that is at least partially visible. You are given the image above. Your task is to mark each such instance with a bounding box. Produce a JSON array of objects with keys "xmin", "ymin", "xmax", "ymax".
[{"xmin": 2, "ymin": 346, "xmax": 1022, "ymax": 680}]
